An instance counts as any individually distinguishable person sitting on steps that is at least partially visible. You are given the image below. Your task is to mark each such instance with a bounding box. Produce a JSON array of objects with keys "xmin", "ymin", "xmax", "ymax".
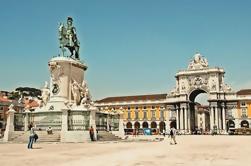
[{"xmin": 47, "ymin": 126, "xmax": 53, "ymax": 134}]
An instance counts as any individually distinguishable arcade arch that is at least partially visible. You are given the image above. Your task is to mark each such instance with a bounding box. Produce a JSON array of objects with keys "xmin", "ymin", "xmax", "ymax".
[
  {"xmin": 142, "ymin": 121, "xmax": 149, "ymax": 128},
  {"xmin": 134, "ymin": 121, "xmax": 140, "ymax": 129},
  {"xmin": 159, "ymin": 121, "xmax": 166, "ymax": 132},
  {"xmin": 126, "ymin": 122, "xmax": 132, "ymax": 129},
  {"xmin": 241, "ymin": 120, "xmax": 249, "ymax": 128}
]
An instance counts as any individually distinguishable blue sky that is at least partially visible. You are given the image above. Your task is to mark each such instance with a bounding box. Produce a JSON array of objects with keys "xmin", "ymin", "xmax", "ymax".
[{"xmin": 0, "ymin": 0, "xmax": 251, "ymax": 100}]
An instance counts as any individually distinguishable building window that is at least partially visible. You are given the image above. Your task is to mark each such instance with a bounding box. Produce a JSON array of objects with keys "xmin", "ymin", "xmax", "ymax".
[
  {"xmin": 152, "ymin": 110, "xmax": 155, "ymax": 118},
  {"xmin": 135, "ymin": 110, "xmax": 139, "ymax": 119},
  {"xmin": 144, "ymin": 111, "xmax": 147, "ymax": 119},
  {"xmin": 143, "ymin": 106, "xmax": 146, "ymax": 109},
  {"xmin": 227, "ymin": 109, "xmax": 232, "ymax": 116},
  {"xmin": 241, "ymin": 102, "xmax": 246, "ymax": 107},
  {"xmin": 160, "ymin": 110, "xmax": 164, "ymax": 118},
  {"xmin": 128, "ymin": 111, "xmax": 131, "ymax": 119},
  {"xmin": 242, "ymin": 108, "xmax": 247, "ymax": 117},
  {"xmin": 152, "ymin": 106, "xmax": 155, "ymax": 109}
]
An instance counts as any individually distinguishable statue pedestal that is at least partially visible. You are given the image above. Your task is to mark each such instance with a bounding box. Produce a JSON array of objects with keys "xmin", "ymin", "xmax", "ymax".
[{"xmin": 45, "ymin": 57, "xmax": 87, "ymax": 111}]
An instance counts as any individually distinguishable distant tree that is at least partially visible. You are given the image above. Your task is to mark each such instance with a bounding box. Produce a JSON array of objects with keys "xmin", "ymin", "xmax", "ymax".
[
  {"xmin": 8, "ymin": 91, "xmax": 20, "ymax": 100},
  {"xmin": 15, "ymin": 87, "xmax": 41, "ymax": 97}
]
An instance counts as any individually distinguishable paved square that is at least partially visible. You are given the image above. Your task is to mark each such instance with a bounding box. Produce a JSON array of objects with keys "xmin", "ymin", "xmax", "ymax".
[{"xmin": 1, "ymin": 136, "xmax": 251, "ymax": 166}]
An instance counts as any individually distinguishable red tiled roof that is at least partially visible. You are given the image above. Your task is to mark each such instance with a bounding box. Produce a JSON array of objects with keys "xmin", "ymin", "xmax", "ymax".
[
  {"xmin": 24, "ymin": 99, "xmax": 39, "ymax": 108},
  {"xmin": 0, "ymin": 96, "xmax": 10, "ymax": 102},
  {"xmin": 237, "ymin": 89, "xmax": 251, "ymax": 95},
  {"xmin": 0, "ymin": 97, "xmax": 24, "ymax": 107},
  {"xmin": 96, "ymin": 94, "xmax": 167, "ymax": 103}
]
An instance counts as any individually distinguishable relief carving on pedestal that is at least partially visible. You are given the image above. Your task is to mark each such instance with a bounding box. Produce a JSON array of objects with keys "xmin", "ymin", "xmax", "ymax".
[
  {"xmin": 49, "ymin": 62, "xmax": 64, "ymax": 82},
  {"xmin": 40, "ymin": 81, "xmax": 50, "ymax": 107},
  {"xmin": 71, "ymin": 80, "xmax": 94, "ymax": 107}
]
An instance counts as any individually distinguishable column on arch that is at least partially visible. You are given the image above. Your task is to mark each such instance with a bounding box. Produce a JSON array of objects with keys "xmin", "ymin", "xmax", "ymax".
[
  {"xmin": 176, "ymin": 106, "xmax": 180, "ymax": 130},
  {"xmin": 166, "ymin": 105, "xmax": 172, "ymax": 131},
  {"xmin": 184, "ymin": 106, "xmax": 188, "ymax": 131},
  {"xmin": 180, "ymin": 103, "xmax": 187, "ymax": 132},
  {"xmin": 187, "ymin": 105, "xmax": 191, "ymax": 132},
  {"xmin": 222, "ymin": 103, "xmax": 226, "ymax": 131},
  {"xmin": 209, "ymin": 105, "xmax": 214, "ymax": 131},
  {"xmin": 218, "ymin": 107, "xmax": 222, "ymax": 130},
  {"xmin": 180, "ymin": 107, "xmax": 184, "ymax": 131},
  {"xmin": 215, "ymin": 106, "xmax": 219, "ymax": 130}
]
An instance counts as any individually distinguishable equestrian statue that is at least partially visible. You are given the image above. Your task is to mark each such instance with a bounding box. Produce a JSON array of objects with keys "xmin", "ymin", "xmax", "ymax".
[{"xmin": 58, "ymin": 17, "xmax": 80, "ymax": 59}]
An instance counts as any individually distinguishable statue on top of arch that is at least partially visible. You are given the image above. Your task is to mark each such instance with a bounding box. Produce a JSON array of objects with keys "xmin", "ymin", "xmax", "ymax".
[{"xmin": 188, "ymin": 52, "xmax": 208, "ymax": 70}]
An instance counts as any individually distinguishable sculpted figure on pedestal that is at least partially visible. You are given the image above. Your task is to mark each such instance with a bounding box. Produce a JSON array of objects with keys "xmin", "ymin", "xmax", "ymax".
[
  {"xmin": 71, "ymin": 80, "xmax": 81, "ymax": 105},
  {"xmin": 49, "ymin": 62, "xmax": 63, "ymax": 82},
  {"xmin": 80, "ymin": 81, "xmax": 93, "ymax": 107},
  {"xmin": 41, "ymin": 81, "xmax": 50, "ymax": 107}
]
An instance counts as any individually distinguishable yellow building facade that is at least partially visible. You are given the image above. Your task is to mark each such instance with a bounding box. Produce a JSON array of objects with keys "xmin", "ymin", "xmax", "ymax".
[
  {"xmin": 233, "ymin": 89, "xmax": 251, "ymax": 128},
  {"xmin": 95, "ymin": 94, "xmax": 170, "ymax": 134}
]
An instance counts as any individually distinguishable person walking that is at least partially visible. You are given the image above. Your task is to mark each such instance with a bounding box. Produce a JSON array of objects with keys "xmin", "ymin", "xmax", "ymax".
[
  {"xmin": 169, "ymin": 126, "xmax": 177, "ymax": 145},
  {"xmin": 89, "ymin": 126, "xmax": 94, "ymax": 141},
  {"xmin": 96, "ymin": 129, "xmax": 99, "ymax": 141},
  {"xmin": 163, "ymin": 129, "xmax": 166, "ymax": 137},
  {"xmin": 27, "ymin": 123, "xmax": 36, "ymax": 149}
]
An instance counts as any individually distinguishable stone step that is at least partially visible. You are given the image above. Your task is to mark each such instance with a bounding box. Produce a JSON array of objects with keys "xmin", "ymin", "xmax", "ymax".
[
  {"xmin": 9, "ymin": 131, "xmax": 61, "ymax": 143},
  {"xmin": 97, "ymin": 131, "xmax": 121, "ymax": 141}
]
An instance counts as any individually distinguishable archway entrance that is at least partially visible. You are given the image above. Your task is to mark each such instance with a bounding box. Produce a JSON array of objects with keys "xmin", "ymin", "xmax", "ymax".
[
  {"xmin": 159, "ymin": 121, "xmax": 166, "ymax": 132},
  {"xmin": 142, "ymin": 121, "xmax": 149, "ymax": 128},
  {"xmin": 189, "ymin": 89, "xmax": 210, "ymax": 133},
  {"xmin": 241, "ymin": 120, "xmax": 249, "ymax": 128},
  {"xmin": 134, "ymin": 121, "xmax": 140, "ymax": 129},
  {"xmin": 226, "ymin": 120, "xmax": 235, "ymax": 131},
  {"xmin": 126, "ymin": 122, "xmax": 132, "ymax": 129},
  {"xmin": 170, "ymin": 121, "xmax": 176, "ymax": 129}
]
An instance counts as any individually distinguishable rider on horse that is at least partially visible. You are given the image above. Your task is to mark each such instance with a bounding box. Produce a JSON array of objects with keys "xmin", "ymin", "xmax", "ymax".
[{"xmin": 59, "ymin": 17, "xmax": 80, "ymax": 59}]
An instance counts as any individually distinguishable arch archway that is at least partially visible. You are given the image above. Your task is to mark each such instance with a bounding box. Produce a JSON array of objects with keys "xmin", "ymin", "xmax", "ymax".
[
  {"xmin": 134, "ymin": 121, "xmax": 140, "ymax": 129},
  {"xmin": 189, "ymin": 88, "xmax": 208, "ymax": 102},
  {"xmin": 126, "ymin": 122, "xmax": 132, "ymax": 129},
  {"xmin": 159, "ymin": 121, "xmax": 166, "ymax": 132},
  {"xmin": 226, "ymin": 120, "xmax": 235, "ymax": 131},
  {"xmin": 241, "ymin": 120, "xmax": 249, "ymax": 128},
  {"xmin": 151, "ymin": 121, "xmax": 157, "ymax": 128},
  {"xmin": 166, "ymin": 53, "xmax": 235, "ymax": 134},
  {"xmin": 170, "ymin": 121, "xmax": 176, "ymax": 129},
  {"xmin": 188, "ymin": 88, "xmax": 209, "ymax": 132},
  {"xmin": 142, "ymin": 121, "xmax": 148, "ymax": 128}
]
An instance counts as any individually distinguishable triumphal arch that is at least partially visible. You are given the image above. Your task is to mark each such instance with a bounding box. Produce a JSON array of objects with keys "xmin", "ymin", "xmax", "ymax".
[{"xmin": 166, "ymin": 53, "xmax": 236, "ymax": 133}]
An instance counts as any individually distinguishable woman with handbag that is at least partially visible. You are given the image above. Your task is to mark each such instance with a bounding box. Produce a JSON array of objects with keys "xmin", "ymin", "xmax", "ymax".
[{"xmin": 27, "ymin": 123, "xmax": 36, "ymax": 149}]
